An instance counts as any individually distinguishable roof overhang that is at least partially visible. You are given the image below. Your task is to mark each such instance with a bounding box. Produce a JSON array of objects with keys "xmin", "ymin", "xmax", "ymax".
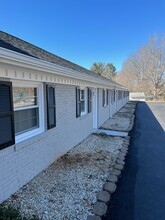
[{"xmin": 0, "ymin": 47, "xmax": 126, "ymax": 90}]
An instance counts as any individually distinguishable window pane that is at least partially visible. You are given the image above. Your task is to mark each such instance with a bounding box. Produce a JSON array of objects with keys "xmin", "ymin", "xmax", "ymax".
[
  {"xmin": 13, "ymin": 87, "xmax": 37, "ymax": 109},
  {"xmin": 80, "ymin": 90, "xmax": 85, "ymax": 100},
  {"xmin": 14, "ymin": 108, "xmax": 39, "ymax": 135},
  {"xmin": 81, "ymin": 100, "xmax": 85, "ymax": 112}
]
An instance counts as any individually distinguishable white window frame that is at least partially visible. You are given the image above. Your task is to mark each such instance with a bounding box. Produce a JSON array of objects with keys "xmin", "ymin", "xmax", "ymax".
[
  {"xmin": 80, "ymin": 87, "xmax": 87, "ymax": 116},
  {"xmin": 12, "ymin": 80, "xmax": 44, "ymax": 143}
]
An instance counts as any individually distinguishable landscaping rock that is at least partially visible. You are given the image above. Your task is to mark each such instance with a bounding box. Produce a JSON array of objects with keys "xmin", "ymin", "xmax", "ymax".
[
  {"xmin": 87, "ymin": 215, "xmax": 102, "ymax": 220},
  {"xmin": 104, "ymin": 182, "xmax": 117, "ymax": 194},
  {"xmin": 120, "ymin": 148, "xmax": 128, "ymax": 153},
  {"xmin": 123, "ymin": 140, "xmax": 130, "ymax": 144},
  {"xmin": 109, "ymin": 169, "xmax": 121, "ymax": 176},
  {"xmin": 106, "ymin": 174, "xmax": 118, "ymax": 183},
  {"xmin": 116, "ymin": 159, "xmax": 125, "ymax": 165},
  {"xmin": 97, "ymin": 190, "xmax": 110, "ymax": 203},
  {"xmin": 114, "ymin": 164, "xmax": 124, "ymax": 170},
  {"xmin": 93, "ymin": 201, "xmax": 107, "ymax": 216},
  {"xmin": 122, "ymin": 146, "xmax": 128, "ymax": 150},
  {"xmin": 118, "ymin": 152, "xmax": 126, "ymax": 157},
  {"xmin": 123, "ymin": 143, "xmax": 129, "ymax": 147},
  {"xmin": 117, "ymin": 155, "xmax": 125, "ymax": 161}
]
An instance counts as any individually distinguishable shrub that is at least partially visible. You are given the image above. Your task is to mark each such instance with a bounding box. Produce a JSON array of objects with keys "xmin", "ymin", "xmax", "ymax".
[{"xmin": 0, "ymin": 205, "xmax": 39, "ymax": 220}]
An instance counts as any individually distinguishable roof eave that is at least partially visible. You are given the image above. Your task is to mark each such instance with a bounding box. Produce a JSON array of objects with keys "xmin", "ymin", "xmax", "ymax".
[{"xmin": 0, "ymin": 47, "xmax": 126, "ymax": 90}]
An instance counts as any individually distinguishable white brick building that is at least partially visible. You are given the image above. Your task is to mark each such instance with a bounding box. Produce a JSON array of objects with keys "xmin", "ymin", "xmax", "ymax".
[{"xmin": 0, "ymin": 31, "xmax": 129, "ymax": 203}]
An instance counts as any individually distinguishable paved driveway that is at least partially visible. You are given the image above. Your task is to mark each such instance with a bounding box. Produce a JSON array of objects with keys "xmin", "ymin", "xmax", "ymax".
[
  {"xmin": 103, "ymin": 102, "xmax": 165, "ymax": 220},
  {"xmin": 147, "ymin": 102, "xmax": 165, "ymax": 131}
]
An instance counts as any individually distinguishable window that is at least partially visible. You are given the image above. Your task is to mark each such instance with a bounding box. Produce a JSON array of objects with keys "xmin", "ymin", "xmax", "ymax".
[
  {"xmin": 13, "ymin": 87, "xmax": 39, "ymax": 135},
  {"xmin": 102, "ymin": 89, "xmax": 106, "ymax": 107},
  {"xmin": 46, "ymin": 85, "xmax": 56, "ymax": 129},
  {"xmin": 80, "ymin": 89, "xmax": 85, "ymax": 113},
  {"xmin": 13, "ymin": 81, "xmax": 44, "ymax": 143},
  {"xmin": 76, "ymin": 87, "xmax": 90, "ymax": 117},
  {"xmin": 0, "ymin": 81, "xmax": 15, "ymax": 150}
]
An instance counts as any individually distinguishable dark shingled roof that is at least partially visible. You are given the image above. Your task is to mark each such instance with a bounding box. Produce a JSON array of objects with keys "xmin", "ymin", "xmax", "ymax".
[{"xmin": 0, "ymin": 31, "xmax": 117, "ymax": 84}]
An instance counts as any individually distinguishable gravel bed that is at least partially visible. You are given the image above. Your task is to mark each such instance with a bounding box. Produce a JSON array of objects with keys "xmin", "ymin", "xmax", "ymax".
[
  {"xmin": 118, "ymin": 108, "xmax": 135, "ymax": 114},
  {"xmin": 101, "ymin": 116, "xmax": 131, "ymax": 131},
  {"xmin": 101, "ymin": 103, "xmax": 136, "ymax": 131},
  {"xmin": 3, "ymin": 134, "xmax": 123, "ymax": 220}
]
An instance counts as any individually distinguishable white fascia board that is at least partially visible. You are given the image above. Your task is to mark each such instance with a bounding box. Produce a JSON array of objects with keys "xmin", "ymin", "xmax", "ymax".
[{"xmin": 0, "ymin": 47, "xmax": 125, "ymax": 90}]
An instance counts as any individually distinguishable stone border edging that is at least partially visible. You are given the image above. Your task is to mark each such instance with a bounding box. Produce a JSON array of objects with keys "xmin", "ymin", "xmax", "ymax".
[{"xmin": 87, "ymin": 136, "xmax": 131, "ymax": 220}]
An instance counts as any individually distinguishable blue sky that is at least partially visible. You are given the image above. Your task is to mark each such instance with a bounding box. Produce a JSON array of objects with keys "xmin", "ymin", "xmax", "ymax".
[{"xmin": 1, "ymin": 0, "xmax": 165, "ymax": 71}]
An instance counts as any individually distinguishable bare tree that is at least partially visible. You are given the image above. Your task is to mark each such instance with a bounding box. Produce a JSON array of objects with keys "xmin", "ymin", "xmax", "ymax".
[{"xmin": 115, "ymin": 35, "xmax": 165, "ymax": 99}]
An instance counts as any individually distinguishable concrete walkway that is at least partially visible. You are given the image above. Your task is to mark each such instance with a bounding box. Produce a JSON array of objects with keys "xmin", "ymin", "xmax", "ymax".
[
  {"xmin": 93, "ymin": 129, "xmax": 128, "ymax": 137},
  {"xmin": 103, "ymin": 102, "xmax": 165, "ymax": 220}
]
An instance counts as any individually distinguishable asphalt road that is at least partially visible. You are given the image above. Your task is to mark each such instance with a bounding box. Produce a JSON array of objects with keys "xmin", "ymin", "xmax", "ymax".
[{"xmin": 103, "ymin": 102, "xmax": 165, "ymax": 220}]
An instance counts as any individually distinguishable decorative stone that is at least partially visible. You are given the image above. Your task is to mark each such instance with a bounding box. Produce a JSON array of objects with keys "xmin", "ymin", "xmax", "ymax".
[
  {"xmin": 124, "ymin": 138, "xmax": 131, "ymax": 142},
  {"xmin": 106, "ymin": 174, "xmax": 118, "ymax": 183},
  {"xmin": 123, "ymin": 143, "xmax": 129, "ymax": 147},
  {"xmin": 109, "ymin": 169, "xmax": 121, "ymax": 176},
  {"xmin": 114, "ymin": 164, "xmax": 124, "ymax": 170},
  {"xmin": 87, "ymin": 215, "xmax": 102, "ymax": 220},
  {"xmin": 123, "ymin": 141, "xmax": 129, "ymax": 144},
  {"xmin": 122, "ymin": 147, "xmax": 128, "ymax": 151},
  {"xmin": 122, "ymin": 146, "xmax": 128, "ymax": 150},
  {"xmin": 104, "ymin": 182, "xmax": 116, "ymax": 194},
  {"xmin": 120, "ymin": 148, "xmax": 128, "ymax": 154},
  {"xmin": 117, "ymin": 155, "xmax": 125, "ymax": 161},
  {"xmin": 93, "ymin": 201, "xmax": 107, "ymax": 216},
  {"xmin": 97, "ymin": 190, "xmax": 110, "ymax": 203},
  {"xmin": 118, "ymin": 152, "xmax": 126, "ymax": 157},
  {"xmin": 116, "ymin": 159, "xmax": 125, "ymax": 165}
]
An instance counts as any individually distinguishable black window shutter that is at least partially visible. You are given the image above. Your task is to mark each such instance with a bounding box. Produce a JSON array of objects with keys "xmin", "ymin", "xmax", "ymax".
[
  {"xmin": 0, "ymin": 81, "xmax": 15, "ymax": 150},
  {"xmin": 106, "ymin": 89, "xmax": 109, "ymax": 105},
  {"xmin": 76, "ymin": 87, "xmax": 81, "ymax": 118},
  {"xmin": 88, "ymin": 88, "xmax": 92, "ymax": 113},
  {"xmin": 46, "ymin": 85, "xmax": 56, "ymax": 129},
  {"xmin": 102, "ymin": 89, "xmax": 105, "ymax": 107}
]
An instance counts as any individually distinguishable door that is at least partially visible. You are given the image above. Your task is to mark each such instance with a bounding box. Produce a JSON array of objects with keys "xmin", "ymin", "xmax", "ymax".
[{"xmin": 92, "ymin": 88, "xmax": 98, "ymax": 129}]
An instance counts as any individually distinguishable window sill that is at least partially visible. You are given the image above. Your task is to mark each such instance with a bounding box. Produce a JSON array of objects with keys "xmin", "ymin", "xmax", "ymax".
[
  {"xmin": 103, "ymin": 105, "xmax": 108, "ymax": 108},
  {"xmin": 80, "ymin": 112, "xmax": 89, "ymax": 119},
  {"xmin": 81, "ymin": 111, "xmax": 87, "ymax": 117},
  {"xmin": 15, "ymin": 127, "xmax": 44, "ymax": 144}
]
